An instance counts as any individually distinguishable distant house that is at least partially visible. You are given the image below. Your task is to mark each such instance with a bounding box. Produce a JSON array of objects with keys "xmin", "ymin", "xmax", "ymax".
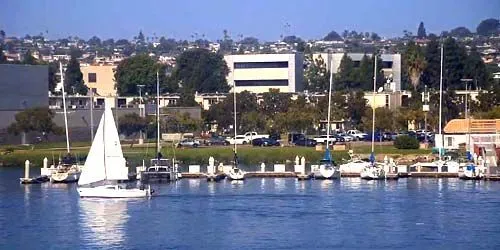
[{"xmin": 441, "ymin": 119, "xmax": 500, "ymax": 150}]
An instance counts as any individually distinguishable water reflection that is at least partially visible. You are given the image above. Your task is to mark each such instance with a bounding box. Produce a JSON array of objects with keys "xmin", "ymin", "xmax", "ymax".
[
  {"xmin": 79, "ymin": 199, "xmax": 129, "ymax": 248},
  {"xmin": 187, "ymin": 179, "xmax": 200, "ymax": 191},
  {"xmin": 295, "ymin": 179, "xmax": 306, "ymax": 192},
  {"xmin": 274, "ymin": 178, "xmax": 286, "ymax": 192},
  {"xmin": 320, "ymin": 180, "xmax": 333, "ymax": 191},
  {"xmin": 341, "ymin": 177, "xmax": 362, "ymax": 190},
  {"xmin": 260, "ymin": 178, "xmax": 266, "ymax": 192}
]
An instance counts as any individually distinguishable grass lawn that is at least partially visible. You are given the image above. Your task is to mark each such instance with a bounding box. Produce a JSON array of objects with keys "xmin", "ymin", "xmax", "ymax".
[{"xmin": 0, "ymin": 141, "xmax": 432, "ymax": 167}]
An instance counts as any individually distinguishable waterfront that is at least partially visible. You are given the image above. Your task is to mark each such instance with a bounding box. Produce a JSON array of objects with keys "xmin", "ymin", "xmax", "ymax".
[{"xmin": 1, "ymin": 168, "xmax": 500, "ymax": 249}]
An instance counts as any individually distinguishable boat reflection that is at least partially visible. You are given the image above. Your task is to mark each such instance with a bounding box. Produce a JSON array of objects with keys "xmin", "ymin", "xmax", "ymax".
[
  {"xmin": 274, "ymin": 178, "xmax": 286, "ymax": 192},
  {"xmin": 79, "ymin": 199, "xmax": 129, "ymax": 248}
]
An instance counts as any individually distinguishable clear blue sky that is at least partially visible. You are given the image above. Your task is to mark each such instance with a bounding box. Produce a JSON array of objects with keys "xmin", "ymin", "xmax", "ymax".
[{"xmin": 1, "ymin": 0, "xmax": 499, "ymax": 41}]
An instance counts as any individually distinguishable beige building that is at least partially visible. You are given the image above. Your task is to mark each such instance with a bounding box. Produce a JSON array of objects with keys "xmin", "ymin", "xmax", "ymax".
[
  {"xmin": 224, "ymin": 53, "xmax": 304, "ymax": 93},
  {"xmin": 80, "ymin": 65, "xmax": 117, "ymax": 96}
]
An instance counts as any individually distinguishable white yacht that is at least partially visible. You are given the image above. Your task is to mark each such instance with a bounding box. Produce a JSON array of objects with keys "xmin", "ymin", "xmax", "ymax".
[
  {"xmin": 77, "ymin": 106, "xmax": 152, "ymax": 198},
  {"xmin": 360, "ymin": 163, "xmax": 386, "ymax": 180}
]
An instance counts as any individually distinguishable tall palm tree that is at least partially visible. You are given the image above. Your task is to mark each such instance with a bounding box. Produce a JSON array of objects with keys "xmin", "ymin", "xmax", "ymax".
[{"xmin": 406, "ymin": 42, "xmax": 427, "ymax": 88}]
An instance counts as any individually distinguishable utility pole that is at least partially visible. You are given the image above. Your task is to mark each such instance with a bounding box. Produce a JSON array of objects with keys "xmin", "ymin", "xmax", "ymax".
[{"xmin": 137, "ymin": 84, "xmax": 145, "ymax": 145}]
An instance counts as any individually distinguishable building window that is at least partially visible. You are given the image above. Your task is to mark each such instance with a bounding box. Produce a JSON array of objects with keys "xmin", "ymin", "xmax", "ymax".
[
  {"xmin": 382, "ymin": 61, "xmax": 393, "ymax": 69},
  {"xmin": 88, "ymin": 73, "xmax": 97, "ymax": 83},
  {"xmin": 234, "ymin": 62, "xmax": 288, "ymax": 69},
  {"xmin": 235, "ymin": 80, "xmax": 289, "ymax": 87}
]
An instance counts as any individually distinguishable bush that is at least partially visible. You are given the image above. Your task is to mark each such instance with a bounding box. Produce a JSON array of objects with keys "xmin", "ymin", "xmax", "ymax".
[{"xmin": 394, "ymin": 135, "xmax": 419, "ymax": 149}]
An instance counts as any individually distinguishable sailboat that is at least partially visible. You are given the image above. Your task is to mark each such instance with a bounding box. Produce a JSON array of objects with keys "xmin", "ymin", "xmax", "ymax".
[
  {"xmin": 458, "ymin": 87, "xmax": 484, "ymax": 180},
  {"xmin": 78, "ymin": 106, "xmax": 153, "ymax": 198},
  {"xmin": 227, "ymin": 88, "xmax": 246, "ymax": 181},
  {"xmin": 311, "ymin": 60, "xmax": 341, "ymax": 179},
  {"xmin": 49, "ymin": 62, "xmax": 82, "ymax": 183},
  {"xmin": 139, "ymin": 71, "xmax": 177, "ymax": 183},
  {"xmin": 360, "ymin": 54, "xmax": 386, "ymax": 180},
  {"xmin": 413, "ymin": 41, "xmax": 460, "ymax": 174}
]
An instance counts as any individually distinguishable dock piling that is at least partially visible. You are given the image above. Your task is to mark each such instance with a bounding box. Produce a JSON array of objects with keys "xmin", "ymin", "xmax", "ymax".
[
  {"xmin": 43, "ymin": 157, "xmax": 48, "ymax": 168},
  {"xmin": 24, "ymin": 160, "xmax": 30, "ymax": 179}
]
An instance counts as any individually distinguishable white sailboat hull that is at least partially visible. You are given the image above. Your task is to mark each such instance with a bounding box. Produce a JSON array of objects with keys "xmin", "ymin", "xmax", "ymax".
[
  {"xmin": 227, "ymin": 169, "xmax": 245, "ymax": 180},
  {"xmin": 78, "ymin": 185, "xmax": 152, "ymax": 198},
  {"xmin": 360, "ymin": 166, "xmax": 385, "ymax": 180},
  {"xmin": 312, "ymin": 166, "xmax": 341, "ymax": 179},
  {"xmin": 51, "ymin": 169, "xmax": 81, "ymax": 183}
]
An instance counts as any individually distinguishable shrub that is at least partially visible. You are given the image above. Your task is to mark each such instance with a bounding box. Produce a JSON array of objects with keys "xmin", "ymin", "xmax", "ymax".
[{"xmin": 394, "ymin": 135, "xmax": 419, "ymax": 149}]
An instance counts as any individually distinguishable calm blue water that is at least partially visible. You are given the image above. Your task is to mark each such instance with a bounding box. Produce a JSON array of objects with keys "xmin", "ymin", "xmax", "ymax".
[{"xmin": 0, "ymin": 168, "xmax": 499, "ymax": 250}]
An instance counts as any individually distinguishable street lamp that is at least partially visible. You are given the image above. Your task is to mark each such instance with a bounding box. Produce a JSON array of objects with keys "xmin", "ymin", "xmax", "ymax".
[
  {"xmin": 461, "ymin": 78, "xmax": 473, "ymax": 155},
  {"xmin": 137, "ymin": 84, "xmax": 145, "ymax": 145},
  {"xmin": 422, "ymin": 85, "xmax": 430, "ymax": 144}
]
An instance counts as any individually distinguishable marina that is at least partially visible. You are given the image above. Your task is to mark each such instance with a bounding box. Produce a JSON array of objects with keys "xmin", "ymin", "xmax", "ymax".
[{"xmin": 3, "ymin": 166, "xmax": 500, "ymax": 249}]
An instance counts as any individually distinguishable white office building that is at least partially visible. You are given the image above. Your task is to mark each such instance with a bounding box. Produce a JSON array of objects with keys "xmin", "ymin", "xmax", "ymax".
[{"xmin": 224, "ymin": 53, "xmax": 304, "ymax": 93}]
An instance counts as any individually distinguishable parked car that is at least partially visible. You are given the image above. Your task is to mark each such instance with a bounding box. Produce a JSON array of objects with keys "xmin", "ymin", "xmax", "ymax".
[
  {"xmin": 204, "ymin": 136, "xmax": 229, "ymax": 146},
  {"xmin": 177, "ymin": 138, "xmax": 200, "ymax": 148},
  {"xmin": 227, "ymin": 135, "xmax": 247, "ymax": 145},
  {"xmin": 252, "ymin": 138, "xmax": 280, "ymax": 147},
  {"xmin": 333, "ymin": 134, "xmax": 345, "ymax": 143},
  {"xmin": 346, "ymin": 130, "xmax": 368, "ymax": 140},
  {"xmin": 295, "ymin": 138, "xmax": 318, "ymax": 147},
  {"xmin": 288, "ymin": 133, "xmax": 305, "ymax": 144},
  {"xmin": 337, "ymin": 133, "xmax": 354, "ymax": 142}
]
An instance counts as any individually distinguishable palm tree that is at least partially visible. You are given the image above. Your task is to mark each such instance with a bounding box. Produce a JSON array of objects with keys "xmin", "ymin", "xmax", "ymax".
[{"xmin": 405, "ymin": 42, "xmax": 427, "ymax": 88}]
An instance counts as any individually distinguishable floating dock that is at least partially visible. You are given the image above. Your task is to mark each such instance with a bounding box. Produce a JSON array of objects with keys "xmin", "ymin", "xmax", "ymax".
[{"xmin": 409, "ymin": 172, "xmax": 458, "ymax": 178}]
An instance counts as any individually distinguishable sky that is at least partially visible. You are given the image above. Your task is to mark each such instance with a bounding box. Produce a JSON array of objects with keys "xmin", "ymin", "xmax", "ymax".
[{"xmin": 1, "ymin": 0, "xmax": 499, "ymax": 41}]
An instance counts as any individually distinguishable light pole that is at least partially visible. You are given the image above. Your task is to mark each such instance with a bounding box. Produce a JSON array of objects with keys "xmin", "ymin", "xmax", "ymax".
[
  {"xmin": 422, "ymin": 85, "xmax": 429, "ymax": 144},
  {"xmin": 137, "ymin": 84, "xmax": 145, "ymax": 145},
  {"xmin": 461, "ymin": 78, "xmax": 473, "ymax": 155}
]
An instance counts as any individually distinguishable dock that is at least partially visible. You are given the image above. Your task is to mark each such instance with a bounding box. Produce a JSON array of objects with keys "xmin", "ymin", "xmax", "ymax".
[
  {"xmin": 385, "ymin": 173, "xmax": 399, "ymax": 180},
  {"xmin": 485, "ymin": 175, "xmax": 500, "ymax": 181},
  {"xmin": 409, "ymin": 172, "xmax": 458, "ymax": 178}
]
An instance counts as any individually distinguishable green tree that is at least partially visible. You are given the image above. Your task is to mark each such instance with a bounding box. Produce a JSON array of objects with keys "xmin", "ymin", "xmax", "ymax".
[
  {"xmin": 118, "ymin": 113, "xmax": 147, "ymax": 137},
  {"xmin": 169, "ymin": 48, "xmax": 229, "ymax": 93},
  {"xmin": 417, "ymin": 22, "xmax": 426, "ymax": 38},
  {"xmin": 361, "ymin": 107, "xmax": 395, "ymax": 132},
  {"xmin": 115, "ymin": 54, "xmax": 175, "ymax": 96},
  {"xmin": 421, "ymin": 39, "xmax": 440, "ymax": 89},
  {"xmin": 219, "ymin": 29, "xmax": 233, "ymax": 54},
  {"xmin": 48, "ymin": 62, "xmax": 58, "ymax": 93},
  {"xmin": 22, "ymin": 50, "xmax": 37, "ymax": 65},
  {"xmin": 87, "ymin": 36, "xmax": 101, "ymax": 47},
  {"xmin": 64, "ymin": 54, "xmax": 87, "ymax": 95},
  {"xmin": 476, "ymin": 18, "xmax": 500, "ymax": 36},
  {"xmin": 7, "ymin": 107, "xmax": 63, "ymax": 140},
  {"xmin": 346, "ymin": 91, "xmax": 367, "ymax": 127},
  {"xmin": 357, "ymin": 54, "xmax": 373, "ymax": 90},
  {"xmin": 304, "ymin": 54, "xmax": 329, "ymax": 91},
  {"xmin": 336, "ymin": 53, "xmax": 356, "ymax": 90},
  {"xmin": 240, "ymin": 111, "xmax": 267, "ymax": 133},
  {"xmin": 204, "ymin": 91, "xmax": 258, "ymax": 131},
  {"xmin": 449, "ymin": 27, "xmax": 472, "ymax": 38},
  {"xmin": 464, "ymin": 46, "xmax": 488, "ymax": 89},
  {"xmin": 404, "ymin": 41, "xmax": 427, "ymax": 89},
  {"xmin": 260, "ymin": 89, "xmax": 291, "ymax": 116},
  {"xmin": 443, "ymin": 37, "xmax": 467, "ymax": 90},
  {"xmin": 323, "ymin": 30, "xmax": 342, "ymax": 41}
]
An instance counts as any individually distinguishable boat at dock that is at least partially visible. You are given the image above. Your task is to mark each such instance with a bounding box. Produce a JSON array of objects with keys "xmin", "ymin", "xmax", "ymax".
[
  {"xmin": 312, "ymin": 148, "xmax": 341, "ymax": 179},
  {"xmin": 140, "ymin": 157, "xmax": 177, "ymax": 182},
  {"xmin": 77, "ymin": 106, "xmax": 153, "ymax": 198},
  {"xmin": 49, "ymin": 62, "xmax": 82, "ymax": 183},
  {"xmin": 138, "ymin": 71, "xmax": 178, "ymax": 183},
  {"xmin": 311, "ymin": 63, "xmax": 340, "ymax": 180},
  {"xmin": 360, "ymin": 163, "xmax": 386, "ymax": 180},
  {"xmin": 226, "ymin": 88, "xmax": 246, "ymax": 181},
  {"xmin": 20, "ymin": 175, "xmax": 50, "ymax": 184}
]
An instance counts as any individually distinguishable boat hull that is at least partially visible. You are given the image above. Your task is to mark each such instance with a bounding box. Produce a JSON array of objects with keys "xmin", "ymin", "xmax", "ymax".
[
  {"xmin": 51, "ymin": 171, "xmax": 81, "ymax": 183},
  {"xmin": 140, "ymin": 172, "xmax": 173, "ymax": 183},
  {"xmin": 20, "ymin": 175, "xmax": 50, "ymax": 184},
  {"xmin": 206, "ymin": 173, "xmax": 225, "ymax": 182},
  {"xmin": 78, "ymin": 185, "xmax": 152, "ymax": 198},
  {"xmin": 312, "ymin": 168, "xmax": 341, "ymax": 179},
  {"xmin": 360, "ymin": 167, "xmax": 385, "ymax": 180},
  {"xmin": 227, "ymin": 171, "xmax": 245, "ymax": 181}
]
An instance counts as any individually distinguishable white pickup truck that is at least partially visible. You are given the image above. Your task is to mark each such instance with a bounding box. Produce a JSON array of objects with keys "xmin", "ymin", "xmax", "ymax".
[
  {"xmin": 346, "ymin": 130, "xmax": 368, "ymax": 140},
  {"xmin": 313, "ymin": 135, "xmax": 337, "ymax": 145},
  {"xmin": 241, "ymin": 132, "xmax": 269, "ymax": 144}
]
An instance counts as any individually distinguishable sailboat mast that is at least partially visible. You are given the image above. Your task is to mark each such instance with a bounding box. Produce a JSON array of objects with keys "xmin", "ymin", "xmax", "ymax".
[
  {"xmin": 233, "ymin": 85, "xmax": 237, "ymax": 155},
  {"xmin": 156, "ymin": 71, "xmax": 160, "ymax": 155},
  {"xmin": 438, "ymin": 42, "xmax": 444, "ymax": 161},
  {"xmin": 326, "ymin": 58, "xmax": 333, "ymax": 149},
  {"xmin": 59, "ymin": 62, "xmax": 70, "ymax": 153},
  {"xmin": 371, "ymin": 55, "xmax": 377, "ymax": 154}
]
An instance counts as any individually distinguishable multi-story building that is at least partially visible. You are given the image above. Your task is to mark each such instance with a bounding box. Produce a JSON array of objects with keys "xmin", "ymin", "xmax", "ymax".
[
  {"xmin": 80, "ymin": 65, "xmax": 117, "ymax": 96},
  {"xmin": 224, "ymin": 53, "xmax": 304, "ymax": 93},
  {"xmin": 313, "ymin": 53, "xmax": 402, "ymax": 91}
]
